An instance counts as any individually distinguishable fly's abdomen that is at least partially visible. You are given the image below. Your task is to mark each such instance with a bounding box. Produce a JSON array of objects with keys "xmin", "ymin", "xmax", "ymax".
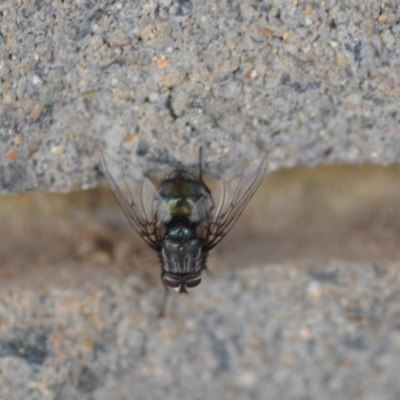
[{"xmin": 159, "ymin": 179, "xmax": 205, "ymax": 217}]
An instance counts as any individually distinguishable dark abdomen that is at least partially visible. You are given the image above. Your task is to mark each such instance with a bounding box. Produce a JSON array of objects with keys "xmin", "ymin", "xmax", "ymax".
[{"xmin": 159, "ymin": 179, "xmax": 204, "ymax": 217}]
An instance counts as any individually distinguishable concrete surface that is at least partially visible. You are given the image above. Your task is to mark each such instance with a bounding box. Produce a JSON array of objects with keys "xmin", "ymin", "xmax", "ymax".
[
  {"xmin": 0, "ymin": 0, "xmax": 399, "ymax": 192},
  {"xmin": 1, "ymin": 166, "xmax": 400, "ymax": 399},
  {"xmin": 0, "ymin": 0, "xmax": 400, "ymax": 399}
]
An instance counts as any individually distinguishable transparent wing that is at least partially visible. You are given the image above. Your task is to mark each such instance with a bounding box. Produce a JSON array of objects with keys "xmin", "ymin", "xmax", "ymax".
[
  {"xmin": 189, "ymin": 187, "xmax": 214, "ymax": 224},
  {"xmin": 201, "ymin": 157, "xmax": 267, "ymax": 250},
  {"xmin": 101, "ymin": 151, "xmax": 170, "ymax": 250}
]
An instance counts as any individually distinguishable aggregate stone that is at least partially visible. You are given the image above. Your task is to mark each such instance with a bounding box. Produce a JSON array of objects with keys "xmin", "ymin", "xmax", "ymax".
[
  {"xmin": 1, "ymin": 1, "xmax": 400, "ymax": 398},
  {"xmin": 0, "ymin": 0, "xmax": 399, "ymax": 193},
  {"xmin": 1, "ymin": 166, "xmax": 400, "ymax": 399},
  {"xmin": 0, "ymin": 262, "xmax": 399, "ymax": 400}
]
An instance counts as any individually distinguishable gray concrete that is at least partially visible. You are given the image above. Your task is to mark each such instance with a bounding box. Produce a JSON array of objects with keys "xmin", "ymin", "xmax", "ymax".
[
  {"xmin": 1, "ymin": 1, "xmax": 400, "ymax": 399},
  {"xmin": 1, "ymin": 261, "xmax": 400, "ymax": 400},
  {"xmin": 1, "ymin": 0, "xmax": 400, "ymax": 193},
  {"xmin": 1, "ymin": 166, "xmax": 400, "ymax": 400}
]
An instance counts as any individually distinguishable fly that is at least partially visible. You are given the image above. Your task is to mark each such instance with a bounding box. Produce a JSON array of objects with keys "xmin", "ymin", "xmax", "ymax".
[{"xmin": 101, "ymin": 148, "xmax": 266, "ymax": 294}]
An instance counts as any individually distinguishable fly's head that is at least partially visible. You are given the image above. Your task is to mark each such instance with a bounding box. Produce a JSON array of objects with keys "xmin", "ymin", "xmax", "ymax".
[{"xmin": 162, "ymin": 271, "xmax": 203, "ymax": 294}]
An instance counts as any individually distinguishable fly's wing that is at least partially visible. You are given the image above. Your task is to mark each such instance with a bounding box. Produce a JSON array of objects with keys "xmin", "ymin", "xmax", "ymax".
[
  {"xmin": 190, "ymin": 186, "xmax": 214, "ymax": 223},
  {"xmin": 201, "ymin": 157, "xmax": 267, "ymax": 250},
  {"xmin": 101, "ymin": 152, "xmax": 170, "ymax": 250}
]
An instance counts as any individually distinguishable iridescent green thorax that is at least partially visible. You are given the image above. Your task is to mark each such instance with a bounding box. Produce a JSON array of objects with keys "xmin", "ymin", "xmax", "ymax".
[
  {"xmin": 159, "ymin": 176, "xmax": 206, "ymax": 217},
  {"xmin": 161, "ymin": 229, "xmax": 203, "ymax": 276},
  {"xmin": 167, "ymin": 226, "xmax": 194, "ymax": 241},
  {"xmin": 163, "ymin": 237, "xmax": 200, "ymax": 257}
]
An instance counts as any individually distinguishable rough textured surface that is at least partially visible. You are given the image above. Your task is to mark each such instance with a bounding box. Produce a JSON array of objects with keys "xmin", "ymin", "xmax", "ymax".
[
  {"xmin": 1, "ymin": 261, "xmax": 400, "ymax": 400},
  {"xmin": 2, "ymin": 166, "xmax": 400, "ymax": 399},
  {"xmin": 1, "ymin": 0, "xmax": 400, "ymax": 399},
  {"xmin": 1, "ymin": 0, "xmax": 400, "ymax": 193}
]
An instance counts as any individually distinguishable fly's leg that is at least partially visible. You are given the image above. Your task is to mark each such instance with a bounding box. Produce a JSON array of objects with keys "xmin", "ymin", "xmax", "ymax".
[
  {"xmin": 203, "ymin": 264, "xmax": 213, "ymax": 278},
  {"xmin": 159, "ymin": 278, "xmax": 170, "ymax": 318},
  {"xmin": 198, "ymin": 146, "xmax": 203, "ymax": 181}
]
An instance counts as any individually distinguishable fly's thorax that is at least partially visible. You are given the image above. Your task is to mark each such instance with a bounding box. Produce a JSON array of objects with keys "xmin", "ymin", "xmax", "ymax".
[
  {"xmin": 167, "ymin": 226, "xmax": 195, "ymax": 241},
  {"xmin": 161, "ymin": 227, "xmax": 205, "ymax": 293},
  {"xmin": 161, "ymin": 226, "xmax": 203, "ymax": 275},
  {"xmin": 158, "ymin": 178, "xmax": 212, "ymax": 221}
]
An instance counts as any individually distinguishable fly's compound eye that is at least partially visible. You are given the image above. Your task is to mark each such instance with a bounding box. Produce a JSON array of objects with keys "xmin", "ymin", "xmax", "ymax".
[
  {"xmin": 163, "ymin": 276, "xmax": 181, "ymax": 289},
  {"xmin": 184, "ymin": 276, "xmax": 202, "ymax": 289},
  {"xmin": 163, "ymin": 275, "xmax": 202, "ymax": 292}
]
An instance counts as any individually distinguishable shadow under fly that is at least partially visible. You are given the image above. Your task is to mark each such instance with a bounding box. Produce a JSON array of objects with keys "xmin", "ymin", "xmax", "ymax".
[{"xmin": 101, "ymin": 148, "xmax": 266, "ymax": 315}]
